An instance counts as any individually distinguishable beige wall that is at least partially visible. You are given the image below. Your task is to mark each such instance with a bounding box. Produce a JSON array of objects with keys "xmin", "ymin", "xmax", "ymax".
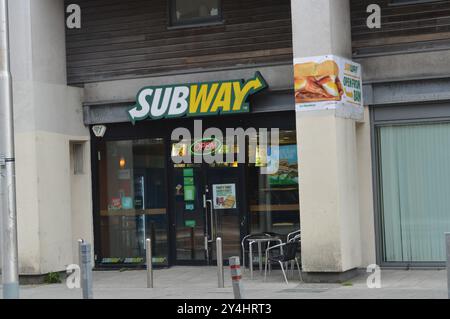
[
  {"xmin": 13, "ymin": 88, "xmax": 93, "ymax": 274},
  {"xmin": 295, "ymin": 106, "xmax": 376, "ymax": 272},
  {"xmin": 356, "ymin": 107, "xmax": 376, "ymax": 266},
  {"xmin": 14, "ymin": 132, "xmax": 40, "ymax": 273},
  {"xmin": 297, "ymin": 112, "xmax": 343, "ymax": 271},
  {"xmin": 291, "ymin": 0, "xmax": 352, "ymax": 59},
  {"xmin": 297, "ymin": 111, "xmax": 364, "ymax": 272},
  {"xmin": 70, "ymin": 139, "xmax": 94, "ymax": 267},
  {"xmin": 8, "ymin": 0, "xmax": 92, "ymax": 275},
  {"xmin": 335, "ymin": 116, "xmax": 362, "ymax": 270},
  {"xmin": 291, "ymin": 0, "xmax": 375, "ymax": 274}
]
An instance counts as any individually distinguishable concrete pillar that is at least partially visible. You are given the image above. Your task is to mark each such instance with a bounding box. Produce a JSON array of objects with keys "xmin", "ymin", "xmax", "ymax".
[
  {"xmin": 7, "ymin": 0, "xmax": 93, "ymax": 276},
  {"xmin": 291, "ymin": 0, "xmax": 363, "ymax": 280}
]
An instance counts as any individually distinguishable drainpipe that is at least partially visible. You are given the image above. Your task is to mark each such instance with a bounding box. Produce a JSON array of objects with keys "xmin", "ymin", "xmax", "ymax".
[{"xmin": 0, "ymin": 0, "xmax": 19, "ymax": 299}]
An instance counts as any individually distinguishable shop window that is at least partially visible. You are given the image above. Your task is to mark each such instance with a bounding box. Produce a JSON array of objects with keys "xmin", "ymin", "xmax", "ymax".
[
  {"xmin": 170, "ymin": 0, "xmax": 222, "ymax": 27},
  {"xmin": 98, "ymin": 138, "xmax": 168, "ymax": 266},
  {"xmin": 378, "ymin": 123, "xmax": 450, "ymax": 263},
  {"xmin": 247, "ymin": 130, "xmax": 300, "ymax": 236}
]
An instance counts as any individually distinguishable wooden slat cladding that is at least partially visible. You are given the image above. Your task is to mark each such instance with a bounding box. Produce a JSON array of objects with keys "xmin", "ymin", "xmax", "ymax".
[
  {"xmin": 65, "ymin": 0, "xmax": 293, "ymax": 85},
  {"xmin": 351, "ymin": 0, "xmax": 450, "ymax": 56}
]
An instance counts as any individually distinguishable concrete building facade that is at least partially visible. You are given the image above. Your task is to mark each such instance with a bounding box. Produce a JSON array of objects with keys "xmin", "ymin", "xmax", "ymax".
[{"xmin": 1, "ymin": 0, "xmax": 450, "ymax": 280}]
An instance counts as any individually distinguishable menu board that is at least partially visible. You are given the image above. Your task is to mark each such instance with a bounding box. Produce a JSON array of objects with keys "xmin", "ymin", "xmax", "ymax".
[{"xmin": 212, "ymin": 184, "xmax": 237, "ymax": 209}]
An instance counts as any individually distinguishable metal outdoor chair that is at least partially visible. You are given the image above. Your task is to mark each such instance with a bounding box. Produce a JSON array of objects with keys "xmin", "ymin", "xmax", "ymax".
[
  {"xmin": 264, "ymin": 232, "xmax": 285, "ymax": 240},
  {"xmin": 289, "ymin": 233, "xmax": 301, "ymax": 243},
  {"xmin": 264, "ymin": 238, "xmax": 302, "ymax": 284},
  {"xmin": 241, "ymin": 233, "xmax": 270, "ymax": 271},
  {"xmin": 287, "ymin": 229, "xmax": 301, "ymax": 242}
]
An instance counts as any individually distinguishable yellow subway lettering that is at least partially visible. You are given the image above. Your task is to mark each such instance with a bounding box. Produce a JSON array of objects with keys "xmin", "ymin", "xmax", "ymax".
[
  {"xmin": 129, "ymin": 73, "xmax": 267, "ymax": 122},
  {"xmin": 210, "ymin": 82, "xmax": 232, "ymax": 113}
]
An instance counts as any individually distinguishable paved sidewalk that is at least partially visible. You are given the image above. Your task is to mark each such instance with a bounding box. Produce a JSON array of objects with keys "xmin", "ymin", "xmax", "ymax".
[{"xmin": 1, "ymin": 267, "xmax": 448, "ymax": 299}]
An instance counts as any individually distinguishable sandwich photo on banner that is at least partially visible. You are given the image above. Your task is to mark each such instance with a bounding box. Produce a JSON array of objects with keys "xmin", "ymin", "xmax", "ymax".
[
  {"xmin": 294, "ymin": 59, "xmax": 343, "ymax": 104},
  {"xmin": 293, "ymin": 55, "xmax": 363, "ymax": 117}
]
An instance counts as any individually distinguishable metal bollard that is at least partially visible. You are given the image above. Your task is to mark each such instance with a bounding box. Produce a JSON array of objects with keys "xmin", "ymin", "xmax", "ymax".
[
  {"xmin": 229, "ymin": 256, "xmax": 244, "ymax": 299},
  {"xmin": 77, "ymin": 239, "xmax": 84, "ymax": 291},
  {"xmin": 190, "ymin": 227, "xmax": 196, "ymax": 260},
  {"xmin": 146, "ymin": 238, "xmax": 153, "ymax": 288},
  {"xmin": 79, "ymin": 242, "xmax": 93, "ymax": 299},
  {"xmin": 216, "ymin": 237, "xmax": 224, "ymax": 288},
  {"xmin": 446, "ymin": 233, "xmax": 450, "ymax": 299},
  {"xmin": 77, "ymin": 239, "xmax": 84, "ymax": 266}
]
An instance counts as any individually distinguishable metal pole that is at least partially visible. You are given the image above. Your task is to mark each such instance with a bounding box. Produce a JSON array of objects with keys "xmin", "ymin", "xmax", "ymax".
[
  {"xmin": 216, "ymin": 237, "xmax": 224, "ymax": 288},
  {"xmin": 77, "ymin": 239, "xmax": 84, "ymax": 267},
  {"xmin": 146, "ymin": 238, "xmax": 153, "ymax": 288},
  {"xmin": 446, "ymin": 233, "xmax": 450, "ymax": 299},
  {"xmin": 229, "ymin": 256, "xmax": 244, "ymax": 299},
  {"xmin": 77, "ymin": 239, "xmax": 84, "ymax": 291},
  {"xmin": 190, "ymin": 227, "xmax": 195, "ymax": 260},
  {"xmin": 0, "ymin": 0, "xmax": 19, "ymax": 300},
  {"xmin": 249, "ymin": 241, "xmax": 254, "ymax": 279},
  {"xmin": 79, "ymin": 243, "xmax": 93, "ymax": 299}
]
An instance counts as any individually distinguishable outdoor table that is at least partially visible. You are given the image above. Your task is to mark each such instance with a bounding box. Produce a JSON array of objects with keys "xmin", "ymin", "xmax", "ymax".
[{"xmin": 247, "ymin": 237, "xmax": 283, "ymax": 279}]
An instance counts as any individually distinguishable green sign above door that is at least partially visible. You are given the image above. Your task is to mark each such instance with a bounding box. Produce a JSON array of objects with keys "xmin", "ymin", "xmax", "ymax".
[{"xmin": 128, "ymin": 72, "xmax": 267, "ymax": 123}]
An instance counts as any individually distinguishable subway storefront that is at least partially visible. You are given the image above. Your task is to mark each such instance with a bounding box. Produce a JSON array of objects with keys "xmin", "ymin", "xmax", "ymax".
[{"xmin": 90, "ymin": 74, "xmax": 300, "ymax": 267}]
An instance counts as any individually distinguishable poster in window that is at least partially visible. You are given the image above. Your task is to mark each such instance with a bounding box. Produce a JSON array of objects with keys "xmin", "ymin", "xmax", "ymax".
[
  {"xmin": 184, "ymin": 185, "xmax": 196, "ymax": 201},
  {"xmin": 268, "ymin": 145, "xmax": 299, "ymax": 186},
  {"xmin": 212, "ymin": 184, "xmax": 236, "ymax": 209},
  {"xmin": 121, "ymin": 196, "xmax": 134, "ymax": 210}
]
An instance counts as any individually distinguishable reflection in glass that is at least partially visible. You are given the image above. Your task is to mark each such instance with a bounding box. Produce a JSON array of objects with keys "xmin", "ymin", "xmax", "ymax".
[
  {"xmin": 172, "ymin": 164, "xmax": 206, "ymax": 261},
  {"xmin": 173, "ymin": 0, "xmax": 220, "ymax": 25},
  {"xmin": 248, "ymin": 130, "xmax": 300, "ymax": 236},
  {"xmin": 99, "ymin": 139, "xmax": 168, "ymax": 266}
]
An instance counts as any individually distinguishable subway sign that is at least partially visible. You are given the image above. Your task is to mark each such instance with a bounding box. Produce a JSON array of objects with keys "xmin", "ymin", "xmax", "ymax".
[{"xmin": 128, "ymin": 72, "xmax": 267, "ymax": 123}]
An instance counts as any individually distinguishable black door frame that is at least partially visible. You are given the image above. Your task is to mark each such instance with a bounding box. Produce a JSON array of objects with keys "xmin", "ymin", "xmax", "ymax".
[
  {"xmin": 90, "ymin": 111, "xmax": 296, "ymax": 268},
  {"xmin": 169, "ymin": 162, "xmax": 247, "ymax": 266}
]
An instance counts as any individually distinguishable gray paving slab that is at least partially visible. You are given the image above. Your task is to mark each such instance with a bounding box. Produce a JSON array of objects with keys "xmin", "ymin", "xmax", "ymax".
[{"xmin": 1, "ymin": 267, "xmax": 448, "ymax": 299}]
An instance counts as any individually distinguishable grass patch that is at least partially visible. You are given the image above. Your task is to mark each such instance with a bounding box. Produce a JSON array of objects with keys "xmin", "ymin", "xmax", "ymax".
[
  {"xmin": 341, "ymin": 281, "xmax": 353, "ymax": 287},
  {"xmin": 44, "ymin": 272, "xmax": 62, "ymax": 284}
]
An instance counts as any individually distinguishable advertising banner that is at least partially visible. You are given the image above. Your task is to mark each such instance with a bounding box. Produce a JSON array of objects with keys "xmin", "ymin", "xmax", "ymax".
[
  {"xmin": 294, "ymin": 55, "xmax": 363, "ymax": 118},
  {"xmin": 268, "ymin": 145, "xmax": 299, "ymax": 186},
  {"xmin": 212, "ymin": 184, "xmax": 237, "ymax": 209}
]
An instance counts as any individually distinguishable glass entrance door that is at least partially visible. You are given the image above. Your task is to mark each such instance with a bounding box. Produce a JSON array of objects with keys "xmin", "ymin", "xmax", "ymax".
[
  {"xmin": 205, "ymin": 165, "xmax": 243, "ymax": 263},
  {"xmin": 172, "ymin": 163, "xmax": 243, "ymax": 265},
  {"xmin": 97, "ymin": 138, "xmax": 169, "ymax": 267},
  {"xmin": 172, "ymin": 164, "xmax": 206, "ymax": 263}
]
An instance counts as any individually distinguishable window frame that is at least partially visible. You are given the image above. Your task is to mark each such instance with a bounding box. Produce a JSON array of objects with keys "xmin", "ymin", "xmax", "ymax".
[
  {"xmin": 168, "ymin": 0, "xmax": 223, "ymax": 28},
  {"xmin": 389, "ymin": 0, "xmax": 440, "ymax": 6},
  {"xmin": 71, "ymin": 142, "xmax": 85, "ymax": 175},
  {"xmin": 370, "ymin": 102, "xmax": 450, "ymax": 268}
]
